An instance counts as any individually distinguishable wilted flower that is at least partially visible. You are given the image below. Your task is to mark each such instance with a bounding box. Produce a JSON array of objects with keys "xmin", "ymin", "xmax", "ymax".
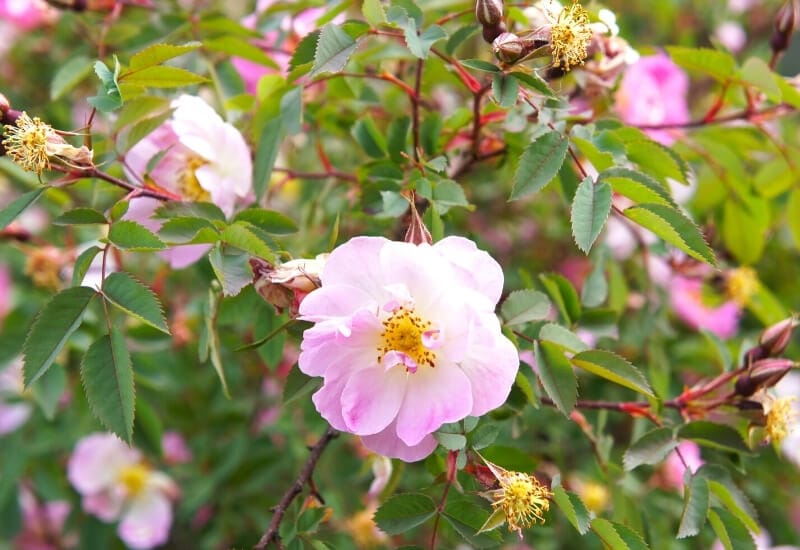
[
  {"xmin": 670, "ymin": 276, "xmax": 741, "ymax": 339},
  {"xmin": 0, "ymin": 359, "xmax": 32, "ymax": 436},
  {"xmin": 68, "ymin": 433, "xmax": 179, "ymax": 549},
  {"xmin": 479, "ymin": 459, "xmax": 552, "ymax": 535},
  {"xmin": 124, "ymin": 95, "xmax": 253, "ymax": 268},
  {"xmin": 298, "ymin": 236, "xmax": 518, "ymax": 461},
  {"xmin": 615, "ymin": 53, "xmax": 690, "ymax": 145},
  {"xmin": 25, "ymin": 245, "xmax": 65, "ymax": 290},
  {"xmin": 252, "ymin": 254, "xmax": 328, "ymax": 315},
  {"xmin": 547, "ymin": 0, "xmax": 593, "ymax": 70},
  {"xmin": 2, "ymin": 112, "xmax": 92, "ymax": 176},
  {"xmin": 765, "ymin": 396, "xmax": 797, "ymax": 446}
]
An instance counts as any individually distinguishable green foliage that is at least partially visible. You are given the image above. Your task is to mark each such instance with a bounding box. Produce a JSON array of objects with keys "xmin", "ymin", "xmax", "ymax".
[
  {"xmin": 511, "ymin": 131, "xmax": 569, "ymax": 200},
  {"xmin": 501, "ymin": 289, "xmax": 551, "ymax": 326},
  {"xmin": 570, "ymin": 350, "xmax": 654, "ymax": 397},
  {"xmin": 534, "ymin": 341, "xmax": 578, "ymax": 416},
  {"xmin": 374, "ymin": 493, "xmax": 437, "ymax": 535},
  {"xmin": 102, "ymin": 272, "xmax": 170, "ymax": 334},
  {"xmin": 623, "ymin": 427, "xmax": 678, "ymax": 471},
  {"xmin": 571, "ymin": 176, "xmax": 612, "ymax": 254}
]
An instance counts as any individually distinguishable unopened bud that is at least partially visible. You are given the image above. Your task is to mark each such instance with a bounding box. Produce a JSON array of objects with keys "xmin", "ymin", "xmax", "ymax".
[
  {"xmin": 760, "ymin": 316, "xmax": 798, "ymax": 356},
  {"xmin": 492, "ymin": 32, "xmax": 525, "ymax": 64},
  {"xmin": 251, "ymin": 255, "xmax": 327, "ymax": 316},
  {"xmin": 404, "ymin": 197, "xmax": 432, "ymax": 245},
  {"xmin": 771, "ymin": 1, "xmax": 798, "ymax": 54},
  {"xmin": 476, "ymin": 0, "xmax": 504, "ymax": 27},
  {"xmin": 735, "ymin": 358, "xmax": 796, "ymax": 397}
]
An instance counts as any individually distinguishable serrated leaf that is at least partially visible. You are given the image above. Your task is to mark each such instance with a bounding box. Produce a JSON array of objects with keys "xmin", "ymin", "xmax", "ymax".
[
  {"xmin": 205, "ymin": 36, "xmax": 277, "ymax": 68},
  {"xmin": 30, "ymin": 363, "xmax": 67, "ymax": 421},
  {"xmin": 374, "ymin": 494, "xmax": 436, "ymax": 535},
  {"xmin": 510, "ymin": 131, "xmax": 569, "ymax": 200},
  {"xmin": 442, "ymin": 496, "xmax": 503, "ymax": 548},
  {"xmin": 208, "ymin": 245, "xmax": 252, "ymax": 296},
  {"xmin": 492, "ymin": 72, "xmax": 519, "ymax": 108},
  {"xmin": 623, "ymin": 427, "xmax": 677, "ymax": 471},
  {"xmin": 221, "ymin": 221, "xmax": 275, "ymax": 260},
  {"xmin": 509, "ymin": 71, "xmax": 555, "ymax": 97},
  {"xmin": 232, "ymin": 208, "xmax": 297, "ymax": 235},
  {"xmin": 624, "ymin": 139, "xmax": 690, "ymax": 186},
  {"xmin": 0, "ymin": 188, "xmax": 47, "ymax": 231},
  {"xmin": 352, "ymin": 115, "xmax": 388, "ymax": 158},
  {"xmin": 571, "ymin": 176, "xmax": 612, "ymax": 254},
  {"xmin": 310, "ymin": 23, "xmax": 358, "ymax": 77},
  {"xmin": 722, "ymin": 198, "xmax": 767, "ymax": 265},
  {"xmin": 73, "ymin": 246, "xmax": 102, "ymax": 288},
  {"xmin": 199, "ymin": 288, "xmax": 230, "ymax": 398},
  {"xmin": 460, "ymin": 59, "xmax": 500, "ymax": 72},
  {"xmin": 591, "ymin": 518, "xmax": 630, "ymax": 549},
  {"xmin": 53, "ymin": 208, "xmax": 108, "ymax": 225},
  {"xmin": 23, "ymin": 286, "xmax": 96, "ymax": 386},
  {"xmin": 50, "ymin": 56, "xmax": 94, "ymax": 100},
  {"xmin": 539, "ymin": 323, "xmax": 589, "ymax": 353},
  {"xmin": 403, "ymin": 22, "xmax": 447, "ymax": 59},
  {"xmin": 679, "ymin": 422, "xmax": 750, "ymax": 454},
  {"xmin": 102, "ymin": 272, "xmax": 170, "ymax": 334},
  {"xmin": 697, "ymin": 465, "xmax": 759, "ymax": 534},
  {"xmin": 624, "ymin": 203, "xmax": 716, "ymax": 265},
  {"xmin": 501, "ymin": 289, "xmax": 551, "ymax": 326},
  {"xmin": 129, "ymin": 42, "xmax": 200, "ymax": 70},
  {"xmin": 158, "ymin": 217, "xmax": 219, "ymax": 244},
  {"xmin": 535, "ymin": 341, "xmax": 578, "ymax": 416},
  {"xmin": 539, "ymin": 273, "xmax": 581, "ymax": 325},
  {"xmin": 362, "ymin": 0, "xmax": 387, "ymax": 26},
  {"xmin": 738, "ymin": 57, "xmax": 781, "ymax": 101},
  {"xmin": 678, "ymin": 475, "xmax": 709, "ymax": 538},
  {"xmin": 581, "ymin": 252, "xmax": 607, "ymax": 308},
  {"xmin": 599, "ymin": 167, "xmax": 677, "ymax": 208},
  {"xmin": 552, "ymin": 486, "xmax": 591, "ymax": 534},
  {"xmin": 434, "ymin": 432, "xmax": 466, "ymax": 451},
  {"xmin": 152, "ymin": 201, "xmax": 226, "ymax": 221},
  {"xmin": 708, "ymin": 509, "xmax": 756, "ymax": 550},
  {"xmin": 613, "ymin": 523, "xmax": 650, "ymax": 550},
  {"xmin": 122, "ymin": 65, "xmax": 207, "ymax": 88},
  {"xmin": 108, "ymin": 220, "xmax": 166, "ymax": 251},
  {"xmin": 81, "ymin": 329, "xmax": 135, "ymax": 443},
  {"xmin": 253, "ymin": 117, "xmax": 284, "ymax": 201},
  {"xmin": 572, "ymin": 350, "xmax": 654, "ymax": 397},
  {"xmin": 289, "ymin": 30, "xmax": 320, "ymax": 72},
  {"xmin": 666, "ymin": 46, "xmax": 737, "ymax": 82}
]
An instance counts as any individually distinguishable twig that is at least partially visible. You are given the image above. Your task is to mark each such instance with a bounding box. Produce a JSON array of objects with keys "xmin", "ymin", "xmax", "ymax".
[
  {"xmin": 253, "ymin": 427, "xmax": 339, "ymax": 550},
  {"xmin": 412, "ymin": 59, "xmax": 424, "ymax": 162}
]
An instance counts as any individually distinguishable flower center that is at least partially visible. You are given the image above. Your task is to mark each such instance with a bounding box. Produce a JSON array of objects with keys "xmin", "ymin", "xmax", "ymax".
[
  {"xmin": 2, "ymin": 112, "xmax": 51, "ymax": 175},
  {"xmin": 378, "ymin": 306, "xmax": 437, "ymax": 371},
  {"xmin": 118, "ymin": 464, "xmax": 150, "ymax": 496},
  {"xmin": 549, "ymin": 1, "xmax": 592, "ymax": 70},
  {"xmin": 494, "ymin": 472, "xmax": 551, "ymax": 532},
  {"xmin": 179, "ymin": 155, "xmax": 211, "ymax": 201}
]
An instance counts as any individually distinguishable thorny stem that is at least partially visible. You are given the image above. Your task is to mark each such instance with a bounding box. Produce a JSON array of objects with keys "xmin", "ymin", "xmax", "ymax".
[{"xmin": 254, "ymin": 427, "xmax": 339, "ymax": 550}]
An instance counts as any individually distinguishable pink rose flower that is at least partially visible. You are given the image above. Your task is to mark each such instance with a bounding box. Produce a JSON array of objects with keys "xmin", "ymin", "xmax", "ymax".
[
  {"xmin": 0, "ymin": 359, "xmax": 32, "ymax": 436},
  {"xmin": 297, "ymin": 236, "xmax": 519, "ymax": 461},
  {"xmin": 662, "ymin": 441, "xmax": 704, "ymax": 490},
  {"xmin": 670, "ymin": 276, "xmax": 741, "ymax": 339},
  {"xmin": 0, "ymin": 0, "xmax": 56, "ymax": 30},
  {"xmin": 68, "ymin": 433, "xmax": 179, "ymax": 549},
  {"xmin": 14, "ymin": 485, "xmax": 76, "ymax": 550},
  {"xmin": 615, "ymin": 53, "xmax": 690, "ymax": 145},
  {"xmin": 124, "ymin": 95, "xmax": 253, "ymax": 268},
  {"xmin": 161, "ymin": 431, "xmax": 193, "ymax": 465}
]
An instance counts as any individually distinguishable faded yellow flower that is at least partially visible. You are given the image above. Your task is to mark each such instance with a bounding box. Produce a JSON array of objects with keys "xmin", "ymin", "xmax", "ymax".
[
  {"xmin": 727, "ymin": 267, "xmax": 758, "ymax": 306},
  {"xmin": 549, "ymin": 1, "xmax": 593, "ymax": 70},
  {"xmin": 490, "ymin": 470, "xmax": 552, "ymax": 533},
  {"xmin": 766, "ymin": 396, "xmax": 797, "ymax": 445},
  {"xmin": 2, "ymin": 112, "xmax": 93, "ymax": 176}
]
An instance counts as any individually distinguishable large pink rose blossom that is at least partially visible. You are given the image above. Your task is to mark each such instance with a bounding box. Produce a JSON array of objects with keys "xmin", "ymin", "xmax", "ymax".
[
  {"xmin": 0, "ymin": 359, "xmax": 32, "ymax": 436},
  {"xmin": 297, "ymin": 236, "xmax": 519, "ymax": 461},
  {"xmin": 67, "ymin": 433, "xmax": 179, "ymax": 549},
  {"xmin": 124, "ymin": 95, "xmax": 253, "ymax": 268},
  {"xmin": 615, "ymin": 53, "xmax": 690, "ymax": 145},
  {"xmin": 670, "ymin": 276, "xmax": 741, "ymax": 339}
]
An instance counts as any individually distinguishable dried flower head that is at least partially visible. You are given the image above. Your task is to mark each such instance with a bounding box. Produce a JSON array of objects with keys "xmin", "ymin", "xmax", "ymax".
[
  {"xmin": 727, "ymin": 266, "xmax": 759, "ymax": 306},
  {"xmin": 491, "ymin": 470, "xmax": 552, "ymax": 533},
  {"xmin": 548, "ymin": 0, "xmax": 593, "ymax": 70},
  {"xmin": 3, "ymin": 113, "xmax": 51, "ymax": 174},
  {"xmin": 766, "ymin": 396, "xmax": 797, "ymax": 445}
]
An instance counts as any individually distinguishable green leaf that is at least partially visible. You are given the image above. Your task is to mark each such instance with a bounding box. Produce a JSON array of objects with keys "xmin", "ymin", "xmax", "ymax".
[
  {"xmin": 374, "ymin": 493, "xmax": 437, "ymax": 535},
  {"xmin": 535, "ymin": 341, "xmax": 578, "ymax": 416},
  {"xmin": 362, "ymin": 0, "xmax": 387, "ymax": 26},
  {"xmin": 50, "ymin": 55, "xmax": 94, "ymax": 100},
  {"xmin": 697, "ymin": 465, "xmax": 759, "ymax": 533},
  {"xmin": 122, "ymin": 65, "xmax": 208, "ymax": 88},
  {"xmin": 80, "ymin": 328, "xmax": 136, "ymax": 443},
  {"xmin": 623, "ymin": 427, "xmax": 677, "ymax": 471},
  {"xmin": 280, "ymin": 86, "xmax": 303, "ymax": 135},
  {"xmin": 708, "ymin": 509, "xmax": 756, "ymax": 550},
  {"xmin": 552, "ymin": 486, "xmax": 591, "ymax": 534},
  {"xmin": 310, "ymin": 23, "xmax": 358, "ymax": 77},
  {"xmin": 283, "ymin": 366, "xmax": 321, "ymax": 405},
  {"xmin": 253, "ymin": 117, "xmax": 284, "ymax": 201},
  {"xmin": 721, "ymin": 198, "xmax": 767, "ymax": 265},
  {"xmin": 443, "ymin": 496, "xmax": 503, "ymax": 547},
  {"xmin": 679, "ymin": 422, "xmax": 750, "ymax": 454},
  {"xmin": 492, "ymin": 72, "xmax": 519, "ymax": 108},
  {"xmin": 539, "ymin": 323, "xmax": 589, "ymax": 353},
  {"xmin": 460, "ymin": 59, "xmax": 501, "ymax": 72},
  {"xmin": 289, "ymin": 30, "xmax": 320, "ymax": 72},
  {"xmin": 571, "ymin": 350, "xmax": 654, "ymax": 397},
  {"xmin": 701, "ymin": 329, "xmax": 733, "ymax": 372},
  {"xmin": 598, "ymin": 167, "xmax": 677, "ymax": 208},
  {"xmin": 0, "ymin": 188, "xmax": 47, "ymax": 231},
  {"xmin": 591, "ymin": 518, "xmax": 630, "ymax": 549},
  {"xmin": 129, "ymin": 42, "xmax": 201, "ymax": 70},
  {"xmin": 509, "ymin": 71, "xmax": 555, "ymax": 97},
  {"xmin": 678, "ymin": 475, "xmax": 709, "ymax": 539},
  {"xmin": 102, "ymin": 272, "xmax": 170, "ymax": 334},
  {"xmin": 581, "ymin": 252, "xmax": 608, "ymax": 307},
  {"xmin": 221, "ymin": 221, "xmax": 276, "ymax": 260},
  {"xmin": 153, "ymin": 201, "xmax": 226, "ymax": 221},
  {"xmin": 571, "ymin": 176, "xmax": 612, "ymax": 254},
  {"xmin": 666, "ymin": 46, "xmax": 737, "ymax": 82},
  {"xmin": 199, "ymin": 288, "xmax": 230, "ymax": 398},
  {"xmin": 434, "ymin": 432, "xmax": 467, "ymax": 451},
  {"xmin": 352, "ymin": 115, "xmax": 388, "ymax": 158},
  {"xmin": 624, "ymin": 139, "xmax": 690, "ymax": 186},
  {"xmin": 88, "ymin": 58, "xmax": 123, "ymax": 112},
  {"xmin": 624, "ymin": 203, "xmax": 716, "ymax": 265},
  {"xmin": 510, "ymin": 131, "xmax": 569, "ymax": 200},
  {"xmin": 788, "ymin": 189, "xmax": 800, "ymax": 250},
  {"xmin": 613, "ymin": 523, "xmax": 650, "ymax": 550},
  {"xmin": 53, "ymin": 208, "xmax": 108, "ymax": 225},
  {"xmin": 234, "ymin": 208, "xmax": 298, "ymax": 234},
  {"xmin": 205, "ymin": 36, "xmax": 277, "ymax": 68},
  {"xmin": 501, "ymin": 289, "xmax": 551, "ymax": 326},
  {"xmin": 30, "ymin": 363, "xmax": 67, "ymax": 421},
  {"xmin": 208, "ymin": 245, "xmax": 253, "ymax": 296},
  {"xmin": 738, "ymin": 57, "xmax": 781, "ymax": 102},
  {"xmin": 108, "ymin": 220, "xmax": 166, "ymax": 251},
  {"xmin": 158, "ymin": 217, "xmax": 219, "ymax": 244},
  {"xmin": 539, "ymin": 273, "xmax": 581, "ymax": 325},
  {"xmin": 71, "ymin": 246, "xmax": 102, "ymax": 287},
  {"xmin": 23, "ymin": 286, "xmax": 96, "ymax": 386},
  {"xmin": 403, "ymin": 22, "xmax": 447, "ymax": 59}
]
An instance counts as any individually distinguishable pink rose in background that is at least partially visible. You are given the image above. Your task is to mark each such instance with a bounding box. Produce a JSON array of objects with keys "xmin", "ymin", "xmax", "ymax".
[
  {"xmin": 14, "ymin": 485, "xmax": 76, "ymax": 550},
  {"xmin": 0, "ymin": 359, "xmax": 32, "ymax": 436},
  {"xmin": 298, "ymin": 236, "xmax": 519, "ymax": 461},
  {"xmin": 615, "ymin": 52, "xmax": 690, "ymax": 145},
  {"xmin": 124, "ymin": 95, "xmax": 253, "ymax": 268},
  {"xmin": 68, "ymin": 433, "xmax": 179, "ymax": 549},
  {"xmin": 670, "ymin": 276, "xmax": 741, "ymax": 339},
  {"xmin": 0, "ymin": 0, "xmax": 56, "ymax": 30},
  {"xmin": 662, "ymin": 441, "xmax": 704, "ymax": 490},
  {"xmin": 715, "ymin": 21, "xmax": 747, "ymax": 53},
  {"xmin": 161, "ymin": 431, "xmax": 193, "ymax": 466}
]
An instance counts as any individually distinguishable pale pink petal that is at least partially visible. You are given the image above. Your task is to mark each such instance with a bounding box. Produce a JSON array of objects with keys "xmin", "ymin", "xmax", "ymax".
[
  {"xmin": 118, "ymin": 490, "xmax": 173, "ymax": 549},
  {"xmin": 67, "ymin": 433, "xmax": 140, "ymax": 495},
  {"xmin": 341, "ymin": 366, "xmax": 407, "ymax": 435},
  {"xmin": 299, "ymin": 285, "xmax": 377, "ymax": 321},
  {"xmin": 124, "ymin": 198, "xmax": 162, "ymax": 234},
  {"xmin": 361, "ymin": 420, "xmax": 438, "ymax": 462},
  {"xmin": 663, "ymin": 441, "xmax": 703, "ymax": 490},
  {"xmin": 320, "ymin": 236, "xmax": 390, "ymax": 298},
  {"xmin": 160, "ymin": 245, "xmax": 211, "ymax": 270},
  {"xmin": 670, "ymin": 276, "xmax": 741, "ymax": 339},
  {"xmin": 83, "ymin": 490, "xmax": 124, "ymax": 522},
  {"xmin": 396, "ymin": 363, "xmax": 473, "ymax": 446},
  {"xmin": 0, "ymin": 402, "xmax": 32, "ymax": 435},
  {"xmin": 433, "ymin": 236, "xmax": 505, "ymax": 305},
  {"xmin": 162, "ymin": 431, "xmax": 193, "ymax": 465},
  {"xmin": 459, "ymin": 327, "xmax": 519, "ymax": 416}
]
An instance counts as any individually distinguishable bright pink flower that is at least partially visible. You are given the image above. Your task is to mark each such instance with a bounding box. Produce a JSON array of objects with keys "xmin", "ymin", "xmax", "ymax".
[
  {"xmin": 615, "ymin": 53, "xmax": 690, "ymax": 145},
  {"xmin": 298, "ymin": 236, "xmax": 519, "ymax": 461},
  {"xmin": 14, "ymin": 485, "xmax": 76, "ymax": 550},
  {"xmin": 0, "ymin": 0, "xmax": 56, "ymax": 30},
  {"xmin": 663, "ymin": 441, "xmax": 704, "ymax": 490},
  {"xmin": 670, "ymin": 276, "xmax": 741, "ymax": 339},
  {"xmin": 68, "ymin": 433, "xmax": 178, "ymax": 549},
  {"xmin": 124, "ymin": 95, "xmax": 253, "ymax": 268},
  {"xmin": 161, "ymin": 431, "xmax": 193, "ymax": 465},
  {"xmin": 0, "ymin": 359, "xmax": 32, "ymax": 436}
]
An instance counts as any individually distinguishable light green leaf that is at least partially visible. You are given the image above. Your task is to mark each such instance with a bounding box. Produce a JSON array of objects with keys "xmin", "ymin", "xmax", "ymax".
[
  {"xmin": 501, "ymin": 289, "xmax": 551, "ymax": 326},
  {"xmin": 310, "ymin": 23, "xmax": 358, "ymax": 77},
  {"xmin": 591, "ymin": 518, "xmax": 630, "ymax": 549},
  {"xmin": 535, "ymin": 341, "xmax": 578, "ymax": 416},
  {"xmin": 234, "ymin": 208, "xmax": 298, "ymax": 234},
  {"xmin": 492, "ymin": 72, "xmax": 519, "ymax": 108},
  {"xmin": 443, "ymin": 496, "xmax": 504, "ymax": 547},
  {"xmin": 23, "ymin": 286, "xmax": 96, "ymax": 386},
  {"xmin": 30, "ymin": 363, "xmax": 67, "ymax": 421},
  {"xmin": 788, "ymin": 190, "xmax": 800, "ymax": 250},
  {"xmin": 624, "ymin": 203, "xmax": 716, "ymax": 265},
  {"xmin": 221, "ymin": 221, "xmax": 276, "ymax": 260},
  {"xmin": 722, "ymin": 198, "xmax": 767, "ymax": 265},
  {"xmin": 510, "ymin": 131, "xmax": 569, "ymax": 200},
  {"xmin": 152, "ymin": 201, "xmax": 226, "ymax": 221},
  {"xmin": 102, "ymin": 272, "xmax": 170, "ymax": 334},
  {"xmin": 199, "ymin": 287, "xmax": 230, "ymax": 397},
  {"xmin": 129, "ymin": 42, "xmax": 201, "ymax": 70},
  {"xmin": 253, "ymin": 117, "xmax": 284, "ymax": 201},
  {"xmin": 599, "ymin": 167, "xmax": 677, "ymax": 207},
  {"xmin": 509, "ymin": 71, "xmax": 555, "ymax": 97},
  {"xmin": 71, "ymin": 246, "xmax": 102, "ymax": 287},
  {"xmin": 571, "ymin": 176, "xmax": 612, "ymax": 254},
  {"xmin": 80, "ymin": 328, "xmax": 136, "ymax": 443},
  {"xmin": 362, "ymin": 0, "xmax": 387, "ymax": 26},
  {"xmin": 581, "ymin": 252, "xmax": 608, "ymax": 307},
  {"xmin": 374, "ymin": 493, "xmax": 437, "ymax": 535},
  {"xmin": 552, "ymin": 486, "xmax": 591, "ymax": 534},
  {"xmin": 122, "ymin": 65, "xmax": 208, "ymax": 88},
  {"xmin": 403, "ymin": 23, "xmax": 447, "ymax": 59},
  {"xmin": 53, "ymin": 208, "xmax": 108, "ymax": 225},
  {"xmin": 666, "ymin": 46, "xmax": 737, "ymax": 82},
  {"xmin": 50, "ymin": 56, "xmax": 94, "ymax": 100},
  {"xmin": 208, "ymin": 245, "xmax": 253, "ymax": 297},
  {"xmin": 539, "ymin": 273, "xmax": 581, "ymax": 325},
  {"xmin": 623, "ymin": 427, "xmax": 677, "ymax": 471},
  {"xmin": 679, "ymin": 422, "xmax": 750, "ymax": 454},
  {"xmin": 108, "ymin": 220, "xmax": 166, "ymax": 251},
  {"xmin": 204, "ymin": 36, "xmax": 277, "ymax": 68},
  {"xmin": 571, "ymin": 350, "xmax": 654, "ymax": 397},
  {"xmin": 0, "ymin": 188, "xmax": 47, "ymax": 231},
  {"xmin": 678, "ymin": 475, "xmax": 709, "ymax": 539},
  {"xmin": 539, "ymin": 323, "xmax": 589, "ymax": 353},
  {"xmin": 708, "ymin": 509, "xmax": 756, "ymax": 550},
  {"xmin": 434, "ymin": 432, "xmax": 467, "ymax": 451},
  {"xmin": 624, "ymin": 139, "xmax": 691, "ymax": 186},
  {"xmin": 158, "ymin": 217, "xmax": 219, "ymax": 244},
  {"xmin": 738, "ymin": 57, "xmax": 781, "ymax": 102}
]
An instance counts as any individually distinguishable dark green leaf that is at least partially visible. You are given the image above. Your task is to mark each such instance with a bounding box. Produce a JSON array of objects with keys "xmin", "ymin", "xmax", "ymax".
[
  {"xmin": 434, "ymin": 432, "xmax": 467, "ymax": 451},
  {"xmin": 492, "ymin": 72, "xmax": 519, "ymax": 108},
  {"xmin": 510, "ymin": 71, "xmax": 555, "ymax": 97},
  {"xmin": 679, "ymin": 422, "xmax": 750, "ymax": 454},
  {"xmin": 108, "ymin": 220, "xmax": 166, "ymax": 251},
  {"xmin": 133, "ymin": 396, "xmax": 163, "ymax": 457},
  {"xmin": 624, "ymin": 203, "xmax": 716, "ymax": 265},
  {"xmin": 283, "ymin": 366, "xmax": 321, "ymax": 405},
  {"xmin": 234, "ymin": 208, "xmax": 298, "ymax": 234},
  {"xmin": 460, "ymin": 59, "xmax": 500, "ymax": 72},
  {"xmin": 571, "ymin": 176, "xmax": 612, "ymax": 254},
  {"xmin": 708, "ymin": 509, "xmax": 756, "ymax": 550},
  {"xmin": 510, "ymin": 131, "xmax": 569, "ymax": 200},
  {"xmin": 553, "ymin": 486, "xmax": 591, "ymax": 534},
  {"xmin": 374, "ymin": 493, "xmax": 437, "ymax": 535},
  {"xmin": 53, "ymin": 208, "xmax": 108, "ymax": 225},
  {"xmin": 253, "ymin": 118, "xmax": 284, "ymax": 201},
  {"xmin": 538, "ymin": 273, "xmax": 581, "ymax": 325},
  {"xmin": 0, "ymin": 188, "xmax": 47, "ymax": 231},
  {"xmin": 152, "ymin": 201, "xmax": 226, "ymax": 221},
  {"xmin": 599, "ymin": 167, "xmax": 677, "ymax": 208},
  {"xmin": 102, "ymin": 272, "xmax": 170, "ymax": 334},
  {"xmin": 442, "ymin": 496, "xmax": 503, "ymax": 548},
  {"xmin": 208, "ymin": 245, "xmax": 253, "ymax": 296},
  {"xmin": 501, "ymin": 289, "xmax": 551, "ymax": 326},
  {"xmin": 30, "ymin": 363, "xmax": 67, "ymax": 421},
  {"xmin": 678, "ymin": 475, "xmax": 709, "ymax": 538},
  {"xmin": 71, "ymin": 246, "xmax": 102, "ymax": 287},
  {"xmin": 535, "ymin": 341, "xmax": 578, "ymax": 416},
  {"xmin": 698, "ymin": 465, "xmax": 759, "ymax": 533},
  {"xmin": 623, "ymin": 427, "xmax": 677, "ymax": 471},
  {"xmin": 352, "ymin": 116, "xmax": 388, "ymax": 158},
  {"xmin": 571, "ymin": 350, "xmax": 654, "ymax": 397},
  {"xmin": 158, "ymin": 217, "xmax": 219, "ymax": 244}
]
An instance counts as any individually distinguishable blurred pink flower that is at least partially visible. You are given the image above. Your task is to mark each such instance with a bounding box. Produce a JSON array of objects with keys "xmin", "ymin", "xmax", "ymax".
[
  {"xmin": 161, "ymin": 431, "xmax": 193, "ymax": 465},
  {"xmin": 0, "ymin": 359, "xmax": 32, "ymax": 436},
  {"xmin": 670, "ymin": 276, "xmax": 741, "ymax": 339},
  {"xmin": 662, "ymin": 441, "xmax": 704, "ymax": 490},
  {"xmin": 124, "ymin": 95, "xmax": 253, "ymax": 268},
  {"xmin": 68, "ymin": 433, "xmax": 179, "ymax": 549},
  {"xmin": 298, "ymin": 236, "xmax": 518, "ymax": 461},
  {"xmin": 14, "ymin": 485, "xmax": 76, "ymax": 550},
  {"xmin": 0, "ymin": 264, "xmax": 11, "ymax": 325},
  {"xmin": 615, "ymin": 53, "xmax": 690, "ymax": 145},
  {"xmin": 0, "ymin": 0, "xmax": 56, "ymax": 30},
  {"xmin": 715, "ymin": 21, "xmax": 747, "ymax": 53}
]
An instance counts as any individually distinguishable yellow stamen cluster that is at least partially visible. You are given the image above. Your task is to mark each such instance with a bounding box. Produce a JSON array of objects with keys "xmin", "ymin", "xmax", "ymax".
[
  {"xmin": 2, "ymin": 112, "xmax": 52, "ymax": 175},
  {"xmin": 549, "ymin": 1, "xmax": 593, "ymax": 70},
  {"xmin": 179, "ymin": 155, "xmax": 211, "ymax": 201},
  {"xmin": 378, "ymin": 306, "xmax": 436, "ymax": 369},
  {"xmin": 727, "ymin": 267, "xmax": 759, "ymax": 306},
  {"xmin": 493, "ymin": 471, "xmax": 552, "ymax": 532},
  {"xmin": 766, "ymin": 396, "xmax": 797, "ymax": 445},
  {"xmin": 118, "ymin": 463, "xmax": 151, "ymax": 497}
]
